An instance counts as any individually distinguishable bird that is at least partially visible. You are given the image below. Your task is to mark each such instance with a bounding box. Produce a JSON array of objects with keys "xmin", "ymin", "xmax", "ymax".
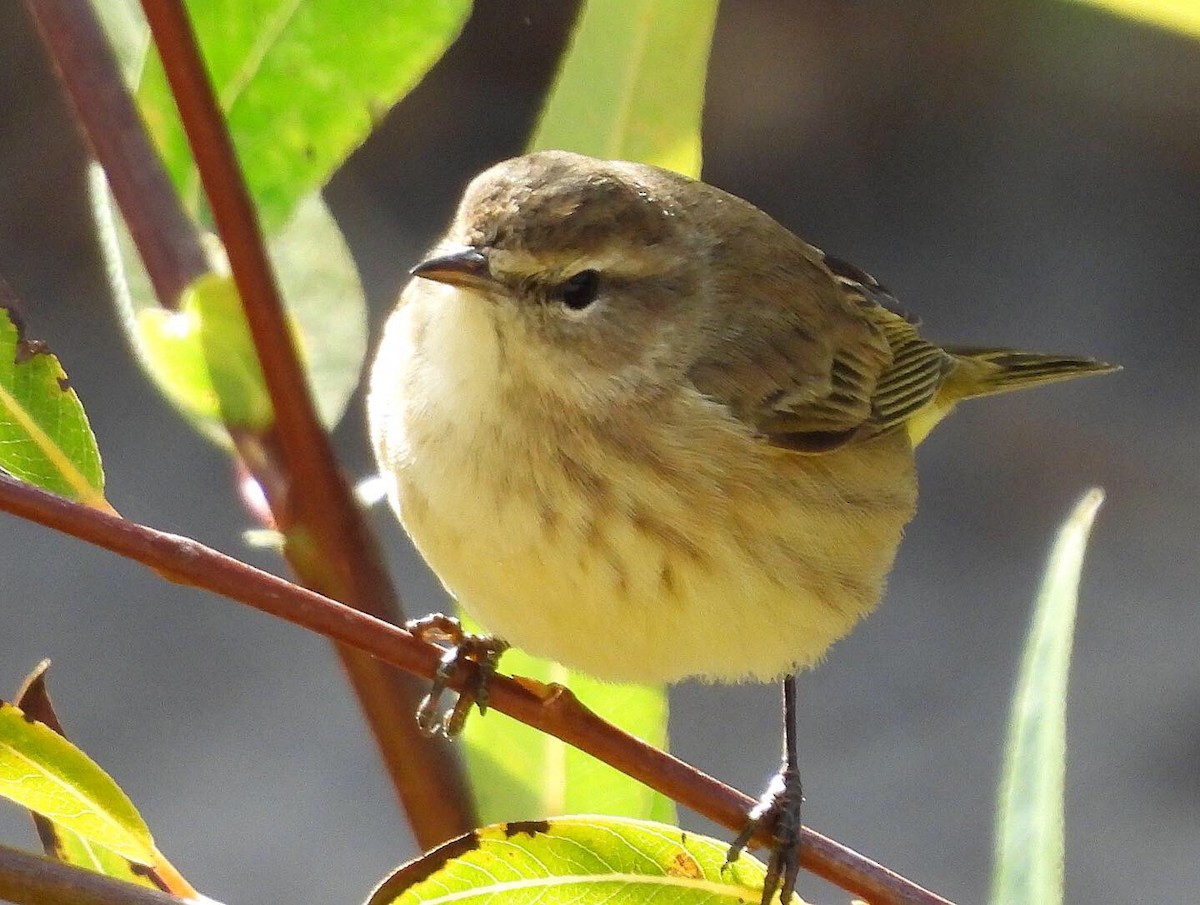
[{"xmin": 367, "ymin": 149, "xmax": 1117, "ymax": 903}]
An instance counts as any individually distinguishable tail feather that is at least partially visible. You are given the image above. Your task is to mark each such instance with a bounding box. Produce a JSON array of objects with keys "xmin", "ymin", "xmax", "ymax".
[{"xmin": 942, "ymin": 346, "xmax": 1120, "ymax": 401}]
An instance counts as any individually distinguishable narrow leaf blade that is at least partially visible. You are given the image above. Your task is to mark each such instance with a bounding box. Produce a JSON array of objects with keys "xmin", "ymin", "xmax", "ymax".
[
  {"xmin": 990, "ymin": 488, "xmax": 1105, "ymax": 905},
  {"xmin": 530, "ymin": 0, "xmax": 719, "ymax": 175},
  {"xmin": 13, "ymin": 663, "xmax": 196, "ymax": 897},
  {"xmin": 459, "ymin": 0, "xmax": 719, "ymax": 829},
  {"xmin": 0, "ymin": 700, "xmax": 156, "ymax": 865}
]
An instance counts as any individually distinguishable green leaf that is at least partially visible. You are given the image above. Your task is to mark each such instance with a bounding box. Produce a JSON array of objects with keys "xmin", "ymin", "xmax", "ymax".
[
  {"xmin": 92, "ymin": 166, "xmax": 367, "ymax": 439},
  {"xmin": 1069, "ymin": 0, "xmax": 1200, "ymax": 39},
  {"xmin": 135, "ymin": 0, "xmax": 472, "ymax": 228},
  {"xmin": 990, "ymin": 488, "xmax": 1105, "ymax": 905},
  {"xmin": 462, "ymin": 645, "xmax": 674, "ymax": 825},
  {"xmin": 13, "ymin": 663, "xmax": 164, "ymax": 893},
  {"xmin": 0, "ymin": 306, "xmax": 107, "ymax": 508},
  {"xmin": 457, "ymin": 0, "xmax": 721, "ymax": 828},
  {"xmin": 0, "ymin": 700, "xmax": 156, "ymax": 865},
  {"xmin": 530, "ymin": 0, "xmax": 719, "ymax": 176},
  {"xmin": 366, "ymin": 816, "xmax": 802, "ymax": 905},
  {"xmin": 136, "ymin": 271, "xmax": 275, "ymax": 435},
  {"xmin": 270, "ymin": 192, "xmax": 368, "ymax": 428}
]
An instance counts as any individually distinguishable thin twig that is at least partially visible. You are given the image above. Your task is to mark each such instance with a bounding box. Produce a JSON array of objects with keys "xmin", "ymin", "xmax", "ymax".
[
  {"xmin": 21, "ymin": 0, "xmax": 208, "ymax": 308},
  {"xmin": 0, "ymin": 844, "xmax": 185, "ymax": 905},
  {"xmin": 135, "ymin": 0, "xmax": 474, "ymax": 844},
  {"xmin": 0, "ymin": 475, "xmax": 954, "ymax": 905},
  {"xmin": 21, "ymin": 0, "xmax": 474, "ymax": 842}
]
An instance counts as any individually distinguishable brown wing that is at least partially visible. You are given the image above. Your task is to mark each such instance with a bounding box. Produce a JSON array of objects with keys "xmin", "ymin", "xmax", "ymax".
[{"xmin": 689, "ymin": 247, "xmax": 954, "ymax": 453}]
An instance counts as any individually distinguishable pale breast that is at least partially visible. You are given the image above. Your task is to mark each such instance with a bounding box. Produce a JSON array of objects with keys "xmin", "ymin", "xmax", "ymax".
[{"xmin": 369, "ymin": 289, "xmax": 918, "ymax": 684}]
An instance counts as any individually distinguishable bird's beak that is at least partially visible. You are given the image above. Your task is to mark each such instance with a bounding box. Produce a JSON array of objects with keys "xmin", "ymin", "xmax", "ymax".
[{"xmin": 410, "ymin": 245, "xmax": 496, "ymax": 292}]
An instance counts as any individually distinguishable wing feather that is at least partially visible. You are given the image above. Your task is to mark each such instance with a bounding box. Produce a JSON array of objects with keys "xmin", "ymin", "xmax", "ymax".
[{"xmin": 689, "ymin": 247, "xmax": 953, "ymax": 452}]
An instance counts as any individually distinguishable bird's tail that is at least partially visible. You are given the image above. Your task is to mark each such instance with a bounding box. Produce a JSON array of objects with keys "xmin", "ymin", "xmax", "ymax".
[
  {"xmin": 941, "ymin": 346, "xmax": 1120, "ymax": 401},
  {"xmin": 904, "ymin": 346, "xmax": 1118, "ymax": 447}
]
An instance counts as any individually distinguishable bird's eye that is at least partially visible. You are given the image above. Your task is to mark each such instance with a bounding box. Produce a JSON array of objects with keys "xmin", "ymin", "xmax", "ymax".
[{"xmin": 556, "ymin": 270, "xmax": 600, "ymax": 310}]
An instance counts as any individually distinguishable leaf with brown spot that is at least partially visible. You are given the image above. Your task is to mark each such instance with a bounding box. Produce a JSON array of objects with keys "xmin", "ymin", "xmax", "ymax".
[
  {"xmin": 366, "ymin": 816, "xmax": 806, "ymax": 905},
  {"xmin": 8, "ymin": 664, "xmax": 199, "ymax": 897},
  {"xmin": 0, "ymin": 303, "xmax": 109, "ymax": 510}
]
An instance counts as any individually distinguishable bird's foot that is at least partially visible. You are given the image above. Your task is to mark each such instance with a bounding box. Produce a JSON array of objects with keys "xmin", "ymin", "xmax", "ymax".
[
  {"xmin": 406, "ymin": 613, "xmax": 509, "ymax": 738},
  {"xmin": 725, "ymin": 764, "xmax": 804, "ymax": 905}
]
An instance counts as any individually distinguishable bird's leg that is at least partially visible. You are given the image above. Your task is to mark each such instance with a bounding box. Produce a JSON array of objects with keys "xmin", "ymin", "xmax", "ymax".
[
  {"xmin": 726, "ymin": 673, "xmax": 804, "ymax": 905},
  {"xmin": 406, "ymin": 613, "xmax": 509, "ymax": 738}
]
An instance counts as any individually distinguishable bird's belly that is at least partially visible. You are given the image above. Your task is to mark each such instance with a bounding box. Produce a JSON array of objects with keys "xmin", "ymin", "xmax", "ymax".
[{"xmin": 385, "ymin": 394, "xmax": 917, "ymax": 685}]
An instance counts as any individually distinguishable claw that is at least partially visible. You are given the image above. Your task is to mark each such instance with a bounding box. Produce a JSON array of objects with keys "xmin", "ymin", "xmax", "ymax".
[
  {"xmin": 725, "ymin": 765, "xmax": 803, "ymax": 905},
  {"xmin": 407, "ymin": 614, "xmax": 508, "ymax": 738}
]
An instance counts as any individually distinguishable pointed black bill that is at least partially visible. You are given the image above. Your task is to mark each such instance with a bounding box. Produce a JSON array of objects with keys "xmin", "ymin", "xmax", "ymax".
[{"xmin": 410, "ymin": 246, "xmax": 495, "ymax": 292}]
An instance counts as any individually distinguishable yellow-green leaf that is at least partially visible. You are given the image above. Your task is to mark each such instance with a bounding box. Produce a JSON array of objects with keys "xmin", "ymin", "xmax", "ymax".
[
  {"xmin": 133, "ymin": 0, "xmax": 472, "ymax": 228},
  {"xmin": 93, "ymin": 165, "xmax": 367, "ymax": 440},
  {"xmin": 1069, "ymin": 0, "xmax": 1200, "ymax": 39},
  {"xmin": 990, "ymin": 489, "xmax": 1105, "ymax": 905},
  {"xmin": 0, "ymin": 700, "xmax": 156, "ymax": 865},
  {"xmin": 530, "ymin": 0, "xmax": 719, "ymax": 176},
  {"xmin": 459, "ymin": 0, "xmax": 721, "ymax": 828},
  {"xmin": 462, "ymin": 644, "xmax": 674, "ymax": 826},
  {"xmin": 13, "ymin": 662, "xmax": 193, "ymax": 896},
  {"xmin": 136, "ymin": 272, "xmax": 274, "ymax": 436},
  {"xmin": 0, "ymin": 306, "xmax": 107, "ymax": 508},
  {"xmin": 366, "ymin": 816, "xmax": 803, "ymax": 905}
]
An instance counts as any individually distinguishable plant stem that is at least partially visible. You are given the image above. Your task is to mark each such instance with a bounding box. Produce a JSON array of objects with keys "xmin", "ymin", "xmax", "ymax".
[
  {"xmin": 0, "ymin": 474, "xmax": 954, "ymax": 905},
  {"xmin": 0, "ymin": 844, "xmax": 184, "ymax": 905},
  {"xmin": 24, "ymin": 0, "xmax": 474, "ymax": 844},
  {"xmin": 21, "ymin": 0, "xmax": 207, "ymax": 309},
  {"xmin": 133, "ymin": 7, "xmax": 474, "ymax": 840}
]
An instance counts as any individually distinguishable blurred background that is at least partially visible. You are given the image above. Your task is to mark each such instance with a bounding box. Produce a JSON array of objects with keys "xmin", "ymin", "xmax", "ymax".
[{"xmin": 1, "ymin": 1, "xmax": 1197, "ymax": 902}]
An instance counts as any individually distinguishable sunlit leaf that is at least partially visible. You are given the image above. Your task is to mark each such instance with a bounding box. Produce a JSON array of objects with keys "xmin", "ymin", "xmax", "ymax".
[
  {"xmin": 136, "ymin": 271, "xmax": 274, "ymax": 435},
  {"xmin": 366, "ymin": 816, "xmax": 804, "ymax": 905},
  {"xmin": 991, "ymin": 489, "xmax": 1105, "ymax": 905},
  {"xmin": 455, "ymin": 0, "xmax": 720, "ymax": 828},
  {"xmin": 12, "ymin": 662, "xmax": 190, "ymax": 895},
  {"xmin": 0, "ymin": 305, "xmax": 107, "ymax": 509},
  {"xmin": 1069, "ymin": 0, "xmax": 1200, "ymax": 39},
  {"xmin": 462, "ymin": 644, "xmax": 674, "ymax": 826},
  {"xmin": 0, "ymin": 700, "xmax": 156, "ymax": 865},
  {"xmin": 136, "ymin": 0, "xmax": 472, "ymax": 228},
  {"xmin": 92, "ymin": 167, "xmax": 367, "ymax": 438},
  {"xmin": 530, "ymin": 0, "xmax": 719, "ymax": 176}
]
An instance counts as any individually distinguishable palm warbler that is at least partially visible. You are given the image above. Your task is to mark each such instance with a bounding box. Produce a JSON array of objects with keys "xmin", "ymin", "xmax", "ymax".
[{"xmin": 368, "ymin": 150, "xmax": 1116, "ymax": 902}]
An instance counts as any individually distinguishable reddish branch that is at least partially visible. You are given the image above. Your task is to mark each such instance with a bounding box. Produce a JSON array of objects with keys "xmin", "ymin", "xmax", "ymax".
[
  {"xmin": 0, "ymin": 845, "xmax": 185, "ymax": 905},
  {"xmin": 23, "ymin": 0, "xmax": 473, "ymax": 844},
  {"xmin": 0, "ymin": 474, "xmax": 952, "ymax": 905},
  {"xmin": 131, "ymin": 2, "xmax": 475, "ymax": 844},
  {"xmin": 21, "ymin": 0, "xmax": 207, "ymax": 308}
]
